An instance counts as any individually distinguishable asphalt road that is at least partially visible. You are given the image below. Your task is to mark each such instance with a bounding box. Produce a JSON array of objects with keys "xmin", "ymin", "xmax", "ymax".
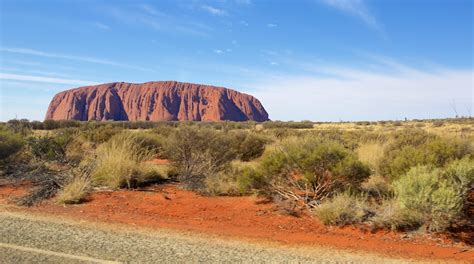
[{"xmin": 0, "ymin": 211, "xmax": 423, "ymax": 263}]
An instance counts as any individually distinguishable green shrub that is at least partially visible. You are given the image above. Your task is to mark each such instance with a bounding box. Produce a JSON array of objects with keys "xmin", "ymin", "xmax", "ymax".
[
  {"xmin": 393, "ymin": 166, "xmax": 463, "ymax": 231},
  {"xmin": 164, "ymin": 126, "xmax": 237, "ymax": 187},
  {"xmin": 443, "ymin": 158, "xmax": 474, "ymax": 192},
  {"xmin": 236, "ymin": 163, "xmax": 265, "ymax": 194},
  {"xmin": 262, "ymin": 121, "xmax": 314, "ymax": 129},
  {"xmin": 27, "ymin": 128, "xmax": 77, "ymax": 162},
  {"xmin": 229, "ymin": 131, "xmax": 269, "ymax": 161},
  {"xmin": 81, "ymin": 125, "xmax": 122, "ymax": 144},
  {"xmin": 379, "ymin": 135, "xmax": 472, "ymax": 179},
  {"xmin": 0, "ymin": 129, "xmax": 24, "ymax": 160},
  {"xmin": 204, "ymin": 160, "xmax": 265, "ymax": 196},
  {"xmin": 28, "ymin": 137, "xmax": 66, "ymax": 161},
  {"xmin": 91, "ymin": 133, "xmax": 163, "ymax": 188},
  {"xmin": 259, "ymin": 136, "xmax": 370, "ymax": 206},
  {"xmin": 7, "ymin": 119, "xmax": 31, "ymax": 136},
  {"xmin": 314, "ymin": 192, "xmax": 370, "ymax": 225}
]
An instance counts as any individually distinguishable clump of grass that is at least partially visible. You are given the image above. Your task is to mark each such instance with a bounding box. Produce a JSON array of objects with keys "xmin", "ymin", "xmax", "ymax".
[
  {"xmin": 370, "ymin": 200, "xmax": 423, "ymax": 231},
  {"xmin": 356, "ymin": 141, "xmax": 389, "ymax": 174},
  {"xmin": 204, "ymin": 160, "xmax": 263, "ymax": 196},
  {"xmin": 314, "ymin": 192, "xmax": 371, "ymax": 225},
  {"xmin": 91, "ymin": 133, "xmax": 162, "ymax": 189},
  {"xmin": 56, "ymin": 176, "xmax": 90, "ymax": 204}
]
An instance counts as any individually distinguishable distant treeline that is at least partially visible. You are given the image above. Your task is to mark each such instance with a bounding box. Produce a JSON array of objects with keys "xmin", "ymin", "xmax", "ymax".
[
  {"xmin": 2, "ymin": 117, "xmax": 472, "ymax": 131},
  {"xmin": 2, "ymin": 119, "xmax": 316, "ymax": 131}
]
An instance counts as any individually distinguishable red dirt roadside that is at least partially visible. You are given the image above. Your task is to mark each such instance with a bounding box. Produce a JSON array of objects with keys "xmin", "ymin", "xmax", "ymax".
[{"xmin": 0, "ymin": 183, "xmax": 472, "ymax": 262}]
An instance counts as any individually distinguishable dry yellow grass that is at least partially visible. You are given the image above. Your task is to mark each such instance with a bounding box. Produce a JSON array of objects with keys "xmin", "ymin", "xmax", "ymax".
[
  {"xmin": 56, "ymin": 176, "xmax": 90, "ymax": 204},
  {"xmin": 356, "ymin": 141, "xmax": 389, "ymax": 173},
  {"xmin": 91, "ymin": 133, "xmax": 161, "ymax": 189}
]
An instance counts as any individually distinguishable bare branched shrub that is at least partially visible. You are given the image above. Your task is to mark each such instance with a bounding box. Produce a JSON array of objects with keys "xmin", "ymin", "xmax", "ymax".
[
  {"xmin": 16, "ymin": 171, "xmax": 66, "ymax": 207},
  {"xmin": 164, "ymin": 126, "xmax": 237, "ymax": 190}
]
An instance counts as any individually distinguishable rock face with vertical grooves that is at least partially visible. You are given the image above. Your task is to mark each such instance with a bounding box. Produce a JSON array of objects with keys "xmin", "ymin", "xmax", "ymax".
[{"xmin": 45, "ymin": 81, "xmax": 269, "ymax": 122}]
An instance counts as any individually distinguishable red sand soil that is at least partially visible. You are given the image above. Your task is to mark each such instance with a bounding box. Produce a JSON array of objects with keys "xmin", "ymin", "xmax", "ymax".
[{"xmin": 0, "ymin": 183, "xmax": 472, "ymax": 262}]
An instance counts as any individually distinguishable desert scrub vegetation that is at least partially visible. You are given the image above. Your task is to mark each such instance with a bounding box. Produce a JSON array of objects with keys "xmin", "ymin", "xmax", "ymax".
[
  {"xmin": 162, "ymin": 125, "xmax": 269, "ymax": 192},
  {"xmin": 91, "ymin": 133, "xmax": 164, "ymax": 189},
  {"xmin": 392, "ymin": 166, "xmax": 463, "ymax": 231},
  {"xmin": 204, "ymin": 160, "xmax": 263, "ymax": 195},
  {"xmin": 56, "ymin": 173, "xmax": 91, "ymax": 204},
  {"xmin": 314, "ymin": 158, "xmax": 473, "ymax": 233},
  {"xmin": 256, "ymin": 136, "xmax": 370, "ymax": 207},
  {"xmin": 2, "ymin": 118, "xmax": 473, "ymax": 239},
  {"xmin": 378, "ymin": 130, "xmax": 473, "ymax": 180},
  {"xmin": 0, "ymin": 128, "xmax": 24, "ymax": 161},
  {"xmin": 314, "ymin": 192, "xmax": 371, "ymax": 225}
]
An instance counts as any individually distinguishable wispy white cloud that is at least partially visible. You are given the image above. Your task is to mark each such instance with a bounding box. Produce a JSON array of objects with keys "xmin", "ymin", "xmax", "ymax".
[
  {"xmin": 0, "ymin": 47, "xmax": 151, "ymax": 71},
  {"xmin": 0, "ymin": 73, "xmax": 98, "ymax": 86},
  {"xmin": 248, "ymin": 57, "xmax": 473, "ymax": 121},
  {"xmin": 319, "ymin": 0, "xmax": 382, "ymax": 31},
  {"xmin": 107, "ymin": 6, "xmax": 212, "ymax": 37},
  {"xmin": 235, "ymin": 0, "xmax": 251, "ymax": 5},
  {"xmin": 214, "ymin": 49, "xmax": 224, "ymax": 54},
  {"xmin": 267, "ymin": 23, "xmax": 277, "ymax": 28},
  {"xmin": 94, "ymin": 22, "xmax": 110, "ymax": 30},
  {"xmin": 201, "ymin": 5, "xmax": 227, "ymax": 16},
  {"xmin": 139, "ymin": 4, "xmax": 161, "ymax": 16},
  {"xmin": 0, "ymin": 66, "xmax": 73, "ymax": 78},
  {"xmin": 240, "ymin": 20, "xmax": 249, "ymax": 26}
]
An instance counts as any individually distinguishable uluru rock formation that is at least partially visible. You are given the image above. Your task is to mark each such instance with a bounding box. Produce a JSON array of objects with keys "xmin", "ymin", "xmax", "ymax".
[{"xmin": 45, "ymin": 81, "xmax": 269, "ymax": 122}]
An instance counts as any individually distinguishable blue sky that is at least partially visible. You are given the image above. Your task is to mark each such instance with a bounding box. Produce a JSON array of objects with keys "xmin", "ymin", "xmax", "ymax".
[{"xmin": 0, "ymin": 0, "xmax": 472, "ymax": 121}]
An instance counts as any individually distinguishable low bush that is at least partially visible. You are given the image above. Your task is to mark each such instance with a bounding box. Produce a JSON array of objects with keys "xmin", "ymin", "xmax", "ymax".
[
  {"xmin": 7, "ymin": 119, "xmax": 31, "ymax": 136},
  {"xmin": 229, "ymin": 131, "xmax": 269, "ymax": 161},
  {"xmin": 164, "ymin": 126, "xmax": 237, "ymax": 190},
  {"xmin": 370, "ymin": 200, "xmax": 424, "ymax": 231},
  {"xmin": 91, "ymin": 133, "xmax": 164, "ymax": 189},
  {"xmin": 28, "ymin": 137, "xmax": 66, "ymax": 162},
  {"xmin": 361, "ymin": 175, "xmax": 393, "ymax": 198},
  {"xmin": 314, "ymin": 192, "xmax": 371, "ymax": 225},
  {"xmin": 258, "ymin": 136, "xmax": 370, "ymax": 207},
  {"xmin": 393, "ymin": 166, "xmax": 463, "ymax": 232},
  {"xmin": 204, "ymin": 161, "xmax": 264, "ymax": 195},
  {"xmin": 81, "ymin": 125, "xmax": 122, "ymax": 145},
  {"xmin": 443, "ymin": 158, "xmax": 474, "ymax": 192},
  {"xmin": 262, "ymin": 121, "xmax": 314, "ymax": 129},
  {"xmin": 379, "ymin": 135, "xmax": 472, "ymax": 179},
  {"xmin": 0, "ymin": 129, "xmax": 24, "ymax": 161},
  {"xmin": 131, "ymin": 131, "xmax": 166, "ymax": 157},
  {"xmin": 26, "ymin": 128, "xmax": 78, "ymax": 162}
]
